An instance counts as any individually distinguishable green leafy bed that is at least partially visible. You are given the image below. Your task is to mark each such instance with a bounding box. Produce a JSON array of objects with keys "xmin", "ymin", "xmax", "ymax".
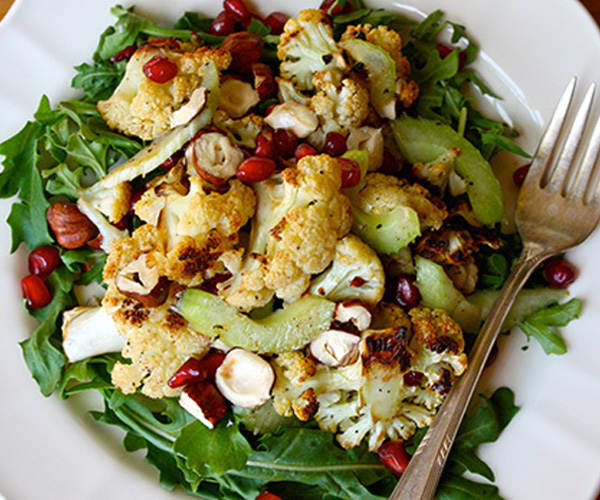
[{"xmin": 0, "ymin": 2, "xmax": 582, "ymax": 499}]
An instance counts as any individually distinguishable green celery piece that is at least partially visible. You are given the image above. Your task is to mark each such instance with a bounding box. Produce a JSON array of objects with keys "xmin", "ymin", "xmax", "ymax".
[
  {"xmin": 468, "ymin": 288, "xmax": 568, "ymax": 333},
  {"xmin": 340, "ymin": 39, "xmax": 396, "ymax": 119},
  {"xmin": 390, "ymin": 116, "xmax": 504, "ymax": 225},
  {"xmin": 414, "ymin": 256, "xmax": 480, "ymax": 331},
  {"xmin": 352, "ymin": 205, "xmax": 420, "ymax": 254},
  {"xmin": 86, "ymin": 62, "xmax": 220, "ymax": 191},
  {"xmin": 177, "ymin": 290, "xmax": 335, "ymax": 353}
]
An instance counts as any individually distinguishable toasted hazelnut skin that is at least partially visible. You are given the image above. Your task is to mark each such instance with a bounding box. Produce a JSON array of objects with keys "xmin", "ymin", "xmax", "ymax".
[
  {"xmin": 252, "ymin": 63, "xmax": 277, "ymax": 101},
  {"xmin": 46, "ymin": 201, "xmax": 99, "ymax": 249}
]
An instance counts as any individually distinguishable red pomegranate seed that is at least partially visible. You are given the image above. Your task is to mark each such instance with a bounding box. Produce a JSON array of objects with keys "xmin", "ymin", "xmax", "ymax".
[
  {"xmin": 143, "ymin": 55, "xmax": 178, "ymax": 84},
  {"xmin": 338, "ymin": 158, "xmax": 361, "ymax": 188},
  {"xmin": 160, "ymin": 150, "xmax": 183, "ymax": 170},
  {"xmin": 22, "ymin": 274, "xmax": 52, "ymax": 309},
  {"xmin": 265, "ymin": 104, "xmax": 277, "ymax": 116},
  {"xmin": 237, "ymin": 156, "xmax": 276, "ymax": 183},
  {"xmin": 256, "ymin": 493, "xmax": 283, "ymax": 500},
  {"xmin": 221, "ymin": 32, "xmax": 265, "ymax": 74},
  {"xmin": 378, "ymin": 441, "xmax": 411, "ymax": 476},
  {"xmin": 394, "ymin": 274, "xmax": 421, "ymax": 309},
  {"xmin": 264, "ymin": 12, "xmax": 289, "ymax": 35},
  {"xmin": 295, "ymin": 143, "xmax": 318, "ymax": 160},
  {"xmin": 255, "ymin": 129, "xmax": 276, "ymax": 158},
  {"xmin": 274, "ymin": 129, "xmax": 298, "ymax": 159},
  {"xmin": 320, "ymin": 0, "xmax": 353, "ymax": 15},
  {"xmin": 184, "ymin": 382, "xmax": 228, "ymax": 427},
  {"xmin": 210, "ymin": 10, "xmax": 236, "ymax": 36},
  {"xmin": 323, "ymin": 132, "xmax": 347, "ymax": 157},
  {"xmin": 543, "ymin": 257, "xmax": 577, "ymax": 289},
  {"xmin": 87, "ymin": 234, "xmax": 103, "ymax": 251},
  {"xmin": 403, "ymin": 371, "xmax": 424, "ymax": 386},
  {"xmin": 168, "ymin": 352, "xmax": 226, "ymax": 388},
  {"xmin": 28, "ymin": 246, "xmax": 60, "ymax": 279},
  {"xmin": 109, "ymin": 44, "xmax": 137, "ymax": 63},
  {"xmin": 513, "ymin": 163, "xmax": 531, "ymax": 187},
  {"xmin": 113, "ymin": 215, "xmax": 130, "ymax": 230},
  {"xmin": 224, "ymin": 0, "xmax": 251, "ymax": 23}
]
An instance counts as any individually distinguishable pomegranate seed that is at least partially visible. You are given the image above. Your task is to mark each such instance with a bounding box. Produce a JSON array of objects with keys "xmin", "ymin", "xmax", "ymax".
[
  {"xmin": 22, "ymin": 274, "xmax": 52, "ymax": 309},
  {"xmin": 264, "ymin": 12, "xmax": 289, "ymax": 35},
  {"xmin": 221, "ymin": 32, "xmax": 264, "ymax": 74},
  {"xmin": 320, "ymin": 0, "xmax": 352, "ymax": 15},
  {"xmin": 543, "ymin": 257, "xmax": 577, "ymax": 289},
  {"xmin": 256, "ymin": 493, "xmax": 283, "ymax": 500},
  {"xmin": 109, "ymin": 44, "xmax": 137, "ymax": 63},
  {"xmin": 255, "ymin": 129, "xmax": 276, "ymax": 158},
  {"xmin": 338, "ymin": 158, "xmax": 361, "ymax": 188},
  {"xmin": 143, "ymin": 55, "xmax": 178, "ymax": 84},
  {"xmin": 513, "ymin": 163, "xmax": 531, "ymax": 187},
  {"xmin": 160, "ymin": 150, "xmax": 183, "ymax": 170},
  {"xmin": 265, "ymin": 103, "xmax": 277, "ymax": 116},
  {"xmin": 237, "ymin": 156, "xmax": 276, "ymax": 183},
  {"xmin": 224, "ymin": 0, "xmax": 251, "ymax": 23},
  {"xmin": 168, "ymin": 352, "xmax": 226, "ymax": 388},
  {"xmin": 295, "ymin": 143, "xmax": 318, "ymax": 160},
  {"xmin": 184, "ymin": 382, "xmax": 228, "ymax": 427},
  {"xmin": 485, "ymin": 342, "xmax": 499, "ymax": 368},
  {"xmin": 378, "ymin": 441, "xmax": 411, "ymax": 476},
  {"xmin": 87, "ymin": 234, "xmax": 103, "ymax": 251},
  {"xmin": 403, "ymin": 371, "xmax": 424, "ymax": 386},
  {"xmin": 210, "ymin": 10, "xmax": 236, "ymax": 36},
  {"xmin": 28, "ymin": 246, "xmax": 60, "ymax": 279},
  {"xmin": 323, "ymin": 132, "xmax": 347, "ymax": 157},
  {"xmin": 436, "ymin": 44, "xmax": 466, "ymax": 70},
  {"xmin": 394, "ymin": 274, "xmax": 421, "ymax": 309},
  {"xmin": 274, "ymin": 129, "xmax": 298, "ymax": 159}
]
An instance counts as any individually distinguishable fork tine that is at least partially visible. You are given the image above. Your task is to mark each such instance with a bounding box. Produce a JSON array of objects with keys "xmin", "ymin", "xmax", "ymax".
[
  {"xmin": 524, "ymin": 77, "xmax": 577, "ymax": 189},
  {"xmin": 546, "ymin": 83, "xmax": 597, "ymax": 193},
  {"xmin": 567, "ymin": 110, "xmax": 600, "ymax": 202}
]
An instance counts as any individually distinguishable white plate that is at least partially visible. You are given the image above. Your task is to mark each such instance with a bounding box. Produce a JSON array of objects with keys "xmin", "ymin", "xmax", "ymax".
[{"xmin": 1, "ymin": 1, "xmax": 599, "ymax": 499}]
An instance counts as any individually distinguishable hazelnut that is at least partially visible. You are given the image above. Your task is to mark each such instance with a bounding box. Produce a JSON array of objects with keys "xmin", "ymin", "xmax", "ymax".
[{"xmin": 46, "ymin": 201, "xmax": 98, "ymax": 249}]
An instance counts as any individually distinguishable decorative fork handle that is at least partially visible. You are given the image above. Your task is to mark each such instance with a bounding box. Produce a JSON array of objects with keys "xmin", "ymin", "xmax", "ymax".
[{"xmin": 389, "ymin": 243, "xmax": 548, "ymax": 500}]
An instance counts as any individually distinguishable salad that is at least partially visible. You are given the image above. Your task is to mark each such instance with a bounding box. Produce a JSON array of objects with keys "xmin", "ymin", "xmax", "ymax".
[{"xmin": 0, "ymin": 1, "xmax": 583, "ymax": 499}]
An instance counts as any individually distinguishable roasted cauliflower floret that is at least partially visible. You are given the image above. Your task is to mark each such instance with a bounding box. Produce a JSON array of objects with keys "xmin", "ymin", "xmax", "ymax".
[
  {"xmin": 277, "ymin": 9, "xmax": 346, "ymax": 91},
  {"xmin": 218, "ymin": 154, "xmax": 353, "ymax": 310},
  {"xmin": 272, "ymin": 305, "xmax": 468, "ymax": 451},
  {"xmin": 412, "ymin": 147, "xmax": 460, "ymax": 192},
  {"xmin": 309, "ymin": 71, "xmax": 370, "ymax": 139},
  {"xmin": 212, "ymin": 110, "xmax": 264, "ymax": 148},
  {"xmin": 85, "ymin": 181, "xmax": 132, "ymax": 224},
  {"xmin": 105, "ymin": 283, "xmax": 210, "ymax": 398},
  {"xmin": 98, "ymin": 43, "xmax": 231, "ymax": 140},
  {"xmin": 356, "ymin": 173, "xmax": 448, "ymax": 231},
  {"xmin": 341, "ymin": 24, "xmax": 419, "ymax": 108},
  {"xmin": 309, "ymin": 234, "xmax": 385, "ymax": 305}
]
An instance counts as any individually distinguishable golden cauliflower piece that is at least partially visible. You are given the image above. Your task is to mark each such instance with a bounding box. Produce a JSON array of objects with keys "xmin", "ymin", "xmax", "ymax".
[
  {"xmin": 98, "ymin": 42, "xmax": 231, "ymax": 140},
  {"xmin": 212, "ymin": 110, "xmax": 264, "ymax": 148},
  {"xmin": 219, "ymin": 154, "xmax": 353, "ymax": 310},
  {"xmin": 309, "ymin": 70, "xmax": 369, "ymax": 138},
  {"xmin": 341, "ymin": 24, "xmax": 419, "ymax": 108},
  {"xmin": 277, "ymin": 9, "xmax": 346, "ymax": 90},
  {"xmin": 356, "ymin": 173, "xmax": 448, "ymax": 231},
  {"xmin": 105, "ymin": 283, "xmax": 210, "ymax": 398}
]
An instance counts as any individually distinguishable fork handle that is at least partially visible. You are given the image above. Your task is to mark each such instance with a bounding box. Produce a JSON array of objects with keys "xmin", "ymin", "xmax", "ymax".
[{"xmin": 389, "ymin": 244, "xmax": 547, "ymax": 500}]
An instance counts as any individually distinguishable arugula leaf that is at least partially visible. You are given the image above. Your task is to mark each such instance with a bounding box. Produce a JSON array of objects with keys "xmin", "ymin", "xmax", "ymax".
[
  {"xmin": 174, "ymin": 12, "xmax": 214, "ymax": 31},
  {"xmin": 174, "ymin": 419, "xmax": 252, "ymax": 476},
  {"xmin": 437, "ymin": 475, "xmax": 501, "ymax": 500},
  {"xmin": 248, "ymin": 18, "xmax": 271, "ymax": 36},
  {"xmin": 72, "ymin": 60, "xmax": 126, "ymax": 101},
  {"xmin": 519, "ymin": 299, "xmax": 581, "ymax": 355}
]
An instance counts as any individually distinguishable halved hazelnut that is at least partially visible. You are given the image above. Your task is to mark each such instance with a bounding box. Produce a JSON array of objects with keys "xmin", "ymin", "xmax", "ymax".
[
  {"xmin": 346, "ymin": 127, "xmax": 384, "ymax": 171},
  {"xmin": 218, "ymin": 79, "xmax": 260, "ymax": 118},
  {"xmin": 264, "ymin": 101, "xmax": 319, "ymax": 138},
  {"xmin": 215, "ymin": 348, "xmax": 274, "ymax": 408},
  {"xmin": 179, "ymin": 382, "xmax": 228, "ymax": 429},
  {"xmin": 185, "ymin": 132, "xmax": 243, "ymax": 182},
  {"xmin": 115, "ymin": 254, "xmax": 169, "ymax": 307},
  {"xmin": 309, "ymin": 329, "xmax": 360, "ymax": 367},
  {"xmin": 252, "ymin": 63, "xmax": 277, "ymax": 101},
  {"xmin": 170, "ymin": 87, "xmax": 207, "ymax": 127},
  {"xmin": 335, "ymin": 300, "xmax": 372, "ymax": 331}
]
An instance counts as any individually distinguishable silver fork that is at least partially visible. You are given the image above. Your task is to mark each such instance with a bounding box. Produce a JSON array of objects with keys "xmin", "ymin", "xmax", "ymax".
[{"xmin": 389, "ymin": 77, "xmax": 600, "ymax": 500}]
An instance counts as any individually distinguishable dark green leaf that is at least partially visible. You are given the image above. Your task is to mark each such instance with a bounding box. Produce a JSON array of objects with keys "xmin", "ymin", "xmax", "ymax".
[
  {"xmin": 174, "ymin": 419, "xmax": 252, "ymax": 476},
  {"xmin": 411, "ymin": 10, "xmax": 446, "ymax": 42},
  {"xmin": 248, "ymin": 18, "xmax": 271, "ymax": 36},
  {"xmin": 437, "ymin": 475, "xmax": 501, "ymax": 500},
  {"xmin": 174, "ymin": 12, "xmax": 214, "ymax": 31},
  {"xmin": 480, "ymin": 133, "xmax": 531, "ymax": 158},
  {"xmin": 72, "ymin": 61, "xmax": 126, "ymax": 101}
]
